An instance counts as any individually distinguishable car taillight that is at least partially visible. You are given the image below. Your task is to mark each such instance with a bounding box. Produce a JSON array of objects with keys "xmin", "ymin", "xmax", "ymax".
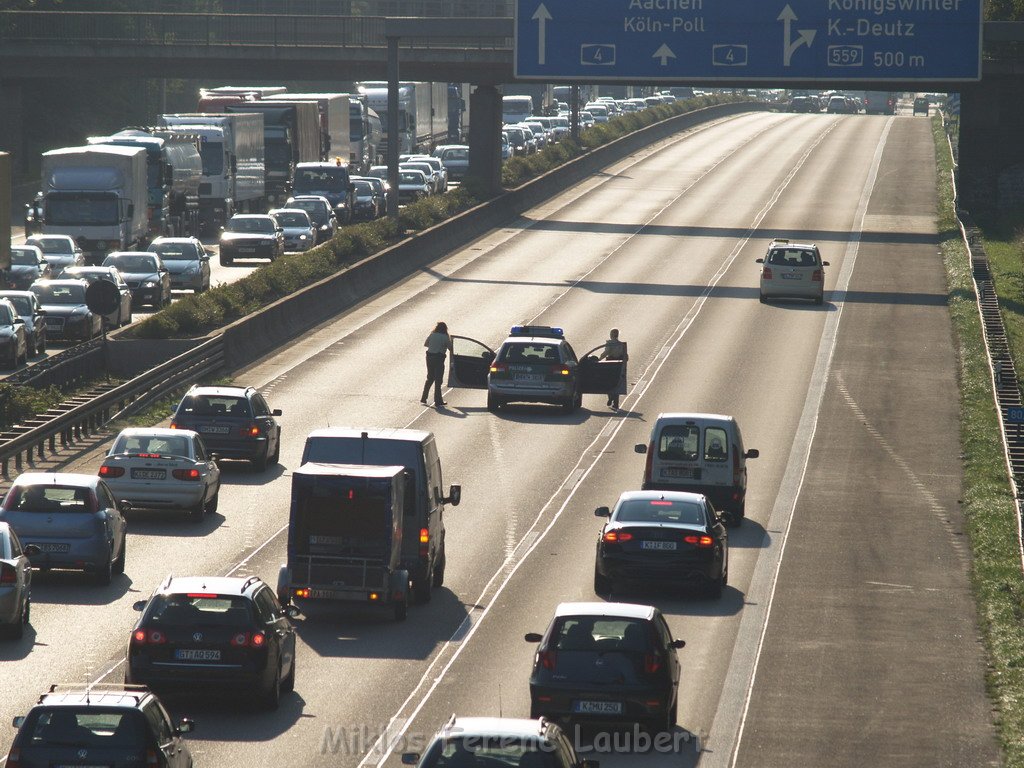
[
  {"xmin": 762, "ymin": 267, "xmax": 773, "ymax": 279},
  {"xmin": 242, "ymin": 424, "xmax": 261, "ymax": 437},
  {"xmin": 133, "ymin": 628, "xmax": 166, "ymax": 645},
  {"xmin": 250, "ymin": 631, "xmax": 266, "ymax": 648},
  {"xmin": 550, "ymin": 365, "xmax": 570, "ymax": 376},
  {"xmin": 230, "ymin": 632, "xmax": 249, "ymax": 647},
  {"xmin": 538, "ymin": 649, "xmax": 556, "ymax": 670},
  {"xmin": 644, "ymin": 653, "xmax": 662, "ymax": 673},
  {"xmin": 489, "ymin": 363, "xmax": 507, "ymax": 373},
  {"xmin": 169, "ymin": 422, "xmax": 179, "ymax": 430},
  {"xmin": 172, "ymin": 468, "xmax": 201, "ymax": 481},
  {"xmin": 419, "ymin": 527, "xmax": 429, "ymax": 557},
  {"xmin": 0, "ymin": 563, "xmax": 16, "ymax": 584},
  {"xmin": 603, "ymin": 531, "xmax": 633, "ymax": 543},
  {"xmin": 811, "ymin": 269, "xmax": 822, "ymax": 282},
  {"xmin": 683, "ymin": 534, "xmax": 714, "ymax": 548},
  {"xmin": 99, "ymin": 465, "xmax": 125, "ymax": 478}
]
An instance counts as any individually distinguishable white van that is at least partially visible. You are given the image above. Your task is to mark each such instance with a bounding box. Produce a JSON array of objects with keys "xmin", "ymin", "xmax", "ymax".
[
  {"xmin": 502, "ymin": 95, "xmax": 534, "ymax": 125},
  {"xmin": 635, "ymin": 413, "xmax": 758, "ymax": 525}
]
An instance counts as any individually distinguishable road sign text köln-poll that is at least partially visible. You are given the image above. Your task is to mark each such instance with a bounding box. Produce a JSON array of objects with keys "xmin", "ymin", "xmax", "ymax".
[{"xmin": 514, "ymin": 0, "xmax": 982, "ymax": 82}]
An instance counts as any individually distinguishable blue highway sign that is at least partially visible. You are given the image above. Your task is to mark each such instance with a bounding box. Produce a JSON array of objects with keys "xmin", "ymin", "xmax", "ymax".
[
  {"xmin": 514, "ymin": 0, "xmax": 982, "ymax": 82},
  {"xmin": 1008, "ymin": 407, "xmax": 1024, "ymax": 424}
]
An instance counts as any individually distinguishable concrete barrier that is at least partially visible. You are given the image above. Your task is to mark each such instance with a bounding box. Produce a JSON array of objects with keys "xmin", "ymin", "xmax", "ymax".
[{"xmin": 125, "ymin": 101, "xmax": 766, "ymax": 373}]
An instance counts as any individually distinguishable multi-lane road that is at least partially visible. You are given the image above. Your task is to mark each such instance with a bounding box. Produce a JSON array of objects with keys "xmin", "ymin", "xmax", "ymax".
[{"xmin": 0, "ymin": 109, "xmax": 1000, "ymax": 767}]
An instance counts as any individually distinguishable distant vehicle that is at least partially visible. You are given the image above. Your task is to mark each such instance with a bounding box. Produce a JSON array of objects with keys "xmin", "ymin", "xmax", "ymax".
[
  {"xmin": 399, "ymin": 161, "xmax": 442, "ymax": 194},
  {"xmin": 503, "ymin": 127, "xmax": 532, "ymax": 156},
  {"xmin": 864, "ymin": 90, "xmax": 896, "ymax": 115},
  {"xmin": 0, "ymin": 472, "xmax": 127, "ymax": 585},
  {"xmin": 756, "ymin": 237, "xmax": 828, "ymax": 305},
  {"xmin": 525, "ymin": 602, "xmax": 685, "ymax": 733},
  {"xmin": 397, "ymin": 170, "xmax": 431, "ymax": 205},
  {"xmin": 827, "ymin": 95, "xmax": 852, "ymax": 114},
  {"xmin": 269, "ymin": 208, "xmax": 317, "ymax": 252},
  {"xmin": 170, "ymin": 384, "xmax": 282, "ymax": 472},
  {"xmin": 788, "ymin": 96, "xmax": 815, "ymax": 113},
  {"xmin": 25, "ymin": 235, "xmax": 84, "ymax": 272},
  {"xmin": 583, "ymin": 103, "xmax": 610, "ymax": 122},
  {"xmin": 635, "ymin": 412, "xmax": 758, "ymax": 525},
  {"xmin": 502, "ymin": 94, "xmax": 535, "ymax": 124},
  {"xmin": 99, "ymin": 427, "xmax": 221, "ymax": 522},
  {"xmin": 0, "ymin": 298, "xmax": 28, "ymax": 369},
  {"xmin": 359, "ymin": 81, "xmax": 449, "ymax": 155},
  {"xmin": 0, "ymin": 521, "xmax": 37, "ymax": 639},
  {"xmin": 150, "ymin": 236, "xmax": 212, "ymax": 293},
  {"xmin": 594, "ymin": 490, "xmax": 729, "ymax": 598},
  {"xmin": 0, "ymin": 291, "xmax": 47, "ymax": 356},
  {"xmin": 284, "ymin": 195, "xmax": 338, "ymax": 243},
  {"xmin": 102, "ymin": 251, "xmax": 171, "ymax": 308},
  {"xmin": 913, "ymin": 96, "xmax": 929, "ymax": 116},
  {"xmin": 6, "ymin": 245, "xmax": 51, "ymax": 290},
  {"xmin": 433, "ymin": 144, "xmax": 469, "ymax": 181},
  {"xmin": 290, "ymin": 161, "xmax": 354, "ymax": 224},
  {"xmin": 403, "ymin": 154, "xmax": 448, "ymax": 191},
  {"xmin": 218, "ymin": 214, "xmax": 285, "ymax": 266},
  {"xmin": 448, "ymin": 325, "xmax": 623, "ymax": 414},
  {"xmin": 30, "ymin": 279, "xmax": 104, "ymax": 342},
  {"xmin": 7, "ymin": 684, "xmax": 194, "ymax": 767},
  {"xmin": 351, "ymin": 179, "xmax": 384, "ymax": 221},
  {"xmin": 56, "ymin": 266, "xmax": 133, "ymax": 328}
]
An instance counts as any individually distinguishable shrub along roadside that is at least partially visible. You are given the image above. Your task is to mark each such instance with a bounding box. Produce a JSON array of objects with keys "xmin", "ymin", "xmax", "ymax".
[
  {"xmin": 130, "ymin": 94, "xmax": 743, "ymax": 340},
  {"xmin": 933, "ymin": 117, "xmax": 1024, "ymax": 764}
]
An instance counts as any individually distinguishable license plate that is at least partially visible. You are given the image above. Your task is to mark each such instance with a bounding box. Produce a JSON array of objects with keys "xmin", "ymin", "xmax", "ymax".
[
  {"xmin": 641, "ymin": 540, "xmax": 678, "ymax": 551},
  {"xmin": 174, "ymin": 649, "xmax": 221, "ymax": 661},
  {"xmin": 35, "ymin": 542, "xmax": 70, "ymax": 553},
  {"xmin": 781, "ymin": 273, "xmax": 803, "ymax": 280},
  {"xmin": 513, "ymin": 373, "xmax": 542, "ymax": 382},
  {"xmin": 238, "ymin": 247, "xmax": 256, "ymax": 253},
  {"xmin": 308, "ymin": 588, "xmax": 345, "ymax": 599},
  {"xmin": 660, "ymin": 467, "xmax": 693, "ymax": 478},
  {"xmin": 200, "ymin": 425, "xmax": 230, "ymax": 434},
  {"xmin": 131, "ymin": 468, "xmax": 166, "ymax": 480},
  {"xmin": 573, "ymin": 700, "xmax": 623, "ymax": 715}
]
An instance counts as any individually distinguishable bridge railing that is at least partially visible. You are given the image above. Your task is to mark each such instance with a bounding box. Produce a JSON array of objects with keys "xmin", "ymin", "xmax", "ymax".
[{"xmin": 0, "ymin": 11, "xmax": 511, "ymax": 49}]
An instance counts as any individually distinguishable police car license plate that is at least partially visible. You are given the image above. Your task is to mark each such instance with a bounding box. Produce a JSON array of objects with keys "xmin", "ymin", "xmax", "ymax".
[
  {"xmin": 131, "ymin": 468, "xmax": 166, "ymax": 480},
  {"xmin": 641, "ymin": 541, "xmax": 678, "ymax": 551},
  {"xmin": 175, "ymin": 649, "xmax": 221, "ymax": 661},
  {"xmin": 573, "ymin": 700, "xmax": 623, "ymax": 715},
  {"xmin": 513, "ymin": 374, "xmax": 542, "ymax": 382},
  {"xmin": 239, "ymin": 247, "xmax": 256, "ymax": 253}
]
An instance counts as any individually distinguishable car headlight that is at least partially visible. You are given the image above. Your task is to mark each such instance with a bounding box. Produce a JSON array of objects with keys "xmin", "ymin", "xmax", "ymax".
[
  {"xmin": 299, "ymin": 234, "xmax": 308, "ymax": 241},
  {"xmin": 319, "ymin": 224, "xmax": 329, "ymax": 231},
  {"xmin": 143, "ymin": 280, "xmax": 158, "ymax": 288}
]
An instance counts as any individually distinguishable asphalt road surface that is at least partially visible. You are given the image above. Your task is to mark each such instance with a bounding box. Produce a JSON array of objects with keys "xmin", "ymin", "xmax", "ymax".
[{"xmin": 0, "ymin": 110, "xmax": 999, "ymax": 768}]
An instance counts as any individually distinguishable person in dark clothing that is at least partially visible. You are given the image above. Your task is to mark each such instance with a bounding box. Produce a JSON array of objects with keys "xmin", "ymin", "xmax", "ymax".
[{"xmin": 421, "ymin": 321, "xmax": 453, "ymax": 407}]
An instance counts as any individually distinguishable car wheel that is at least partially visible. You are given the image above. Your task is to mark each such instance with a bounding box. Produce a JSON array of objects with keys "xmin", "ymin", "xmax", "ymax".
[
  {"xmin": 36, "ymin": 333, "xmax": 45, "ymax": 354},
  {"xmin": 281, "ymin": 655, "xmax": 296, "ymax": 693},
  {"xmin": 95, "ymin": 555, "xmax": 113, "ymax": 586},
  {"xmin": 8, "ymin": 597, "xmax": 26, "ymax": 640},
  {"xmin": 261, "ymin": 666, "xmax": 282, "ymax": 711},
  {"xmin": 394, "ymin": 594, "xmax": 408, "ymax": 622},
  {"xmin": 123, "ymin": 308, "xmax": 133, "ymax": 327},
  {"xmin": 708, "ymin": 570, "xmax": 725, "ymax": 600},
  {"xmin": 220, "ymin": 255, "xmax": 233, "ymax": 266},
  {"xmin": 252, "ymin": 448, "xmax": 269, "ymax": 473},
  {"xmin": 759, "ymin": 293, "xmax": 768, "ymax": 304},
  {"xmin": 560, "ymin": 395, "xmax": 576, "ymax": 415},
  {"xmin": 205, "ymin": 491, "xmax": 219, "ymax": 516},
  {"xmin": 188, "ymin": 497, "xmax": 206, "ymax": 523},
  {"xmin": 486, "ymin": 393, "xmax": 502, "ymax": 413},
  {"xmin": 814, "ymin": 295, "xmax": 824, "ymax": 306},
  {"xmin": 269, "ymin": 437, "xmax": 280, "ymax": 466},
  {"xmin": 113, "ymin": 537, "xmax": 126, "ymax": 575},
  {"xmin": 413, "ymin": 575, "xmax": 432, "ymax": 604},
  {"xmin": 594, "ymin": 567, "xmax": 612, "ymax": 597},
  {"xmin": 432, "ymin": 550, "xmax": 445, "ymax": 588},
  {"xmin": 18, "ymin": 344, "xmax": 27, "ymax": 365}
]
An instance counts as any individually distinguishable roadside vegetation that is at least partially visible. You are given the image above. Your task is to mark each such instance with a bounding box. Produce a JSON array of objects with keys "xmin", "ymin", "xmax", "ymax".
[
  {"xmin": 129, "ymin": 93, "xmax": 744, "ymax": 340},
  {"xmin": 934, "ymin": 115, "xmax": 1024, "ymax": 764}
]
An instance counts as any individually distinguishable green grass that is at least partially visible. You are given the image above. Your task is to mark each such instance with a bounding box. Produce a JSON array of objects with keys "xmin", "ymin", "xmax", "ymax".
[{"xmin": 934, "ymin": 116, "xmax": 1024, "ymax": 764}]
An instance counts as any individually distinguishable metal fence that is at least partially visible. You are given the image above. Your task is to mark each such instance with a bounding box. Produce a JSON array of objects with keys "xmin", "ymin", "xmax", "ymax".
[{"xmin": 49, "ymin": 1, "xmax": 514, "ymax": 16}]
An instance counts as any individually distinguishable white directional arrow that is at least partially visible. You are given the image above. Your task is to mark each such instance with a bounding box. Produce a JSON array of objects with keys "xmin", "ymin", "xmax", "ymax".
[
  {"xmin": 778, "ymin": 4, "xmax": 816, "ymax": 66},
  {"xmin": 653, "ymin": 43, "xmax": 676, "ymax": 66},
  {"xmin": 533, "ymin": 3, "xmax": 552, "ymax": 66}
]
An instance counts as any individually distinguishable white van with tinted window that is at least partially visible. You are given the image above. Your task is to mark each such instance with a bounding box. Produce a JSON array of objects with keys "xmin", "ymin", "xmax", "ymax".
[{"xmin": 635, "ymin": 413, "xmax": 758, "ymax": 526}]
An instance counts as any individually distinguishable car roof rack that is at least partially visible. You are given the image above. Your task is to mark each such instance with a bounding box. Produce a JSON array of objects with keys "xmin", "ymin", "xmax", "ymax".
[{"xmin": 43, "ymin": 683, "xmax": 150, "ymax": 705}]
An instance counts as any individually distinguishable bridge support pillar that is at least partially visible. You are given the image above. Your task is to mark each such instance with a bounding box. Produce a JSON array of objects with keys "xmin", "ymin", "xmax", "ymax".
[
  {"xmin": 959, "ymin": 77, "xmax": 1024, "ymax": 215},
  {"xmin": 0, "ymin": 81, "xmax": 25, "ymax": 178},
  {"xmin": 467, "ymin": 85, "xmax": 503, "ymax": 195}
]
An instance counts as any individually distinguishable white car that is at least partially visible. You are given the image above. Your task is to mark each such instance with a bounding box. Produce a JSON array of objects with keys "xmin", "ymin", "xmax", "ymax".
[
  {"xmin": 756, "ymin": 238, "xmax": 829, "ymax": 305},
  {"xmin": 99, "ymin": 428, "xmax": 221, "ymax": 523},
  {"xmin": 24, "ymin": 235, "xmax": 85, "ymax": 271}
]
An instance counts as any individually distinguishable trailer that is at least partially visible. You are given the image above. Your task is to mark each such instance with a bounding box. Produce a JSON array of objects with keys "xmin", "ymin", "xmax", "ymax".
[
  {"xmin": 276, "ymin": 93, "xmax": 352, "ymax": 164},
  {"xmin": 278, "ymin": 463, "xmax": 411, "ymax": 621},
  {"xmin": 358, "ymin": 81, "xmax": 448, "ymax": 155}
]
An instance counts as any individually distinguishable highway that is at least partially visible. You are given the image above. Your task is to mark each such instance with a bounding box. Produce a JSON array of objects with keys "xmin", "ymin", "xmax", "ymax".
[{"xmin": 0, "ymin": 109, "xmax": 1000, "ymax": 767}]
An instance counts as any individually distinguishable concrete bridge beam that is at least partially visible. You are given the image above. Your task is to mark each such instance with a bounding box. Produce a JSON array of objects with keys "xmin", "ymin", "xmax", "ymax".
[
  {"xmin": 0, "ymin": 81, "xmax": 25, "ymax": 179},
  {"xmin": 467, "ymin": 85, "xmax": 503, "ymax": 196}
]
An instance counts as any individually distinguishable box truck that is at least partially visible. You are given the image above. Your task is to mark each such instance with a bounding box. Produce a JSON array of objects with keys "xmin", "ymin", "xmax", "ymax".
[
  {"xmin": 276, "ymin": 93, "xmax": 351, "ymax": 165},
  {"xmin": 358, "ymin": 82, "xmax": 449, "ymax": 155}
]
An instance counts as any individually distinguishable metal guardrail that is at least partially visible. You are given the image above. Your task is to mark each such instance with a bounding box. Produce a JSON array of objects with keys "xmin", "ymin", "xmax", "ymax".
[
  {"xmin": 0, "ymin": 335, "xmax": 224, "ymax": 477},
  {"xmin": 4, "ymin": 337, "xmax": 104, "ymax": 390}
]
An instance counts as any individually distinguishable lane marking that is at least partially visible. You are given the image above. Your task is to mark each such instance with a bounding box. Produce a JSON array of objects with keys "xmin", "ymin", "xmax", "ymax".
[{"xmin": 701, "ymin": 117, "xmax": 894, "ymax": 768}]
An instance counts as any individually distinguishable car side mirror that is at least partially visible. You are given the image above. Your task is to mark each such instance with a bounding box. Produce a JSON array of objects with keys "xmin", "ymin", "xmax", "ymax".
[
  {"xmin": 12, "ymin": 716, "xmax": 24, "ymax": 728},
  {"xmin": 524, "ymin": 632, "xmax": 543, "ymax": 643},
  {"xmin": 755, "ymin": 257, "xmax": 764, "ymax": 263},
  {"xmin": 272, "ymin": 409, "xmax": 282, "ymax": 417},
  {"xmin": 14, "ymin": 317, "xmax": 23, "ymax": 324},
  {"xmin": 670, "ymin": 639, "xmax": 686, "ymax": 649},
  {"xmin": 402, "ymin": 754, "xmax": 420, "ymax": 765},
  {"xmin": 594, "ymin": 506, "xmax": 610, "ymax": 517},
  {"xmin": 822, "ymin": 261, "xmax": 830, "ymax": 266},
  {"xmin": 446, "ymin": 485, "xmax": 461, "ymax": 507},
  {"xmin": 285, "ymin": 605, "xmax": 301, "ymax": 619},
  {"xmin": 745, "ymin": 449, "xmax": 759, "ymax": 459},
  {"xmin": 634, "ymin": 443, "xmax": 647, "ymax": 454},
  {"xmin": 23, "ymin": 543, "xmax": 40, "ymax": 557},
  {"xmin": 277, "ymin": 227, "xmax": 284, "ymax": 233},
  {"xmin": 176, "ymin": 718, "xmax": 195, "ymax": 734},
  {"xmin": 132, "ymin": 600, "xmax": 147, "ymax": 611},
  {"xmin": 120, "ymin": 501, "xmax": 133, "ymax": 513},
  {"xmin": 37, "ymin": 309, "xmax": 46, "ymax": 316}
]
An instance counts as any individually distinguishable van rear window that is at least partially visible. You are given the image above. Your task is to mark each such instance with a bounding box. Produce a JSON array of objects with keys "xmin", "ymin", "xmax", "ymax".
[
  {"xmin": 657, "ymin": 425, "xmax": 699, "ymax": 461},
  {"xmin": 21, "ymin": 709, "xmax": 147, "ymax": 748}
]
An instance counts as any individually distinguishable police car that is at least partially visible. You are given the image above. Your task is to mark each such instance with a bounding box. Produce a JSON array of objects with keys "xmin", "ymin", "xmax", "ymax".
[{"xmin": 447, "ymin": 326, "xmax": 624, "ymax": 414}]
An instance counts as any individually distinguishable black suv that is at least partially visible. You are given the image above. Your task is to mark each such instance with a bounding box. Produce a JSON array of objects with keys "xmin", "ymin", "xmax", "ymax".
[
  {"xmin": 170, "ymin": 385, "xmax": 282, "ymax": 472},
  {"xmin": 526, "ymin": 602, "xmax": 685, "ymax": 733},
  {"xmin": 6, "ymin": 683, "xmax": 194, "ymax": 768},
  {"xmin": 126, "ymin": 574, "xmax": 297, "ymax": 710}
]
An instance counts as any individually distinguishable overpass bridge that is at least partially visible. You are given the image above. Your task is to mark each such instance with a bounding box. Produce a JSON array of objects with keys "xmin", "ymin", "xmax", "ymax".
[{"xmin": 1, "ymin": 7, "xmax": 1023, "ymax": 210}]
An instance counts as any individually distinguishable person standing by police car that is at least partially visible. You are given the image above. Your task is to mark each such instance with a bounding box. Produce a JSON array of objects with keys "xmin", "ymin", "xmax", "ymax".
[
  {"xmin": 599, "ymin": 328, "xmax": 628, "ymax": 409},
  {"xmin": 421, "ymin": 321, "xmax": 453, "ymax": 407}
]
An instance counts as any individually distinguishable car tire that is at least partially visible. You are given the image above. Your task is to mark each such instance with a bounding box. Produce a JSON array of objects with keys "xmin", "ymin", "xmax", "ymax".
[
  {"xmin": 8, "ymin": 597, "xmax": 26, "ymax": 640},
  {"xmin": 594, "ymin": 567, "xmax": 612, "ymax": 597},
  {"xmin": 17, "ymin": 345, "xmax": 27, "ymax": 366},
  {"xmin": 814, "ymin": 295, "xmax": 824, "ymax": 306},
  {"xmin": 281, "ymin": 656, "xmax": 296, "ymax": 693},
  {"xmin": 759, "ymin": 293, "xmax": 767, "ymax": 304},
  {"xmin": 205, "ymin": 491, "xmax": 219, "ymax": 516},
  {"xmin": 252, "ymin": 449, "xmax": 269, "ymax": 473},
  {"xmin": 95, "ymin": 555, "xmax": 113, "ymax": 586},
  {"xmin": 432, "ymin": 550, "xmax": 445, "ymax": 588},
  {"xmin": 36, "ymin": 333, "xmax": 45, "ymax": 354},
  {"xmin": 262, "ymin": 666, "xmax": 282, "ymax": 711},
  {"xmin": 394, "ymin": 594, "xmax": 408, "ymax": 622},
  {"xmin": 560, "ymin": 395, "xmax": 576, "ymax": 415},
  {"xmin": 113, "ymin": 537, "xmax": 126, "ymax": 575},
  {"xmin": 269, "ymin": 437, "xmax": 280, "ymax": 466},
  {"xmin": 708, "ymin": 570, "xmax": 725, "ymax": 600},
  {"xmin": 414, "ymin": 575, "xmax": 432, "ymax": 604},
  {"xmin": 123, "ymin": 308, "xmax": 132, "ymax": 327},
  {"xmin": 486, "ymin": 393, "xmax": 502, "ymax": 413},
  {"xmin": 188, "ymin": 497, "xmax": 206, "ymax": 524}
]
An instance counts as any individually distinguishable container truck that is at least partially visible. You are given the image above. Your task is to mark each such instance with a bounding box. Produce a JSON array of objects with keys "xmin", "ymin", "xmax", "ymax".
[
  {"xmin": 448, "ymin": 83, "xmax": 469, "ymax": 142},
  {"xmin": 864, "ymin": 91, "xmax": 897, "ymax": 115},
  {"xmin": 349, "ymin": 97, "xmax": 372, "ymax": 173},
  {"xmin": 276, "ymin": 93, "xmax": 351, "ymax": 164},
  {"xmin": 39, "ymin": 145, "xmax": 148, "ymax": 264},
  {"xmin": 158, "ymin": 113, "xmax": 265, "ymax": 232},
  {"xmin": 87, "ymin": 129, "xmax": 203, "ymax": 240},
  {"xmin": 357, "ymin": 82, "xmax": 448, "ymax": 155},
  {"xmin": 225, "ymin": 101, "xmax": 320, "ymax": 205}
]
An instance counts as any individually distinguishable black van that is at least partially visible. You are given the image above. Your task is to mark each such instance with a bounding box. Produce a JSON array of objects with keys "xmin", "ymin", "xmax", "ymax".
[{"xmin": 299, "ymin": 428, "xmax": 460, "ymax": 603}]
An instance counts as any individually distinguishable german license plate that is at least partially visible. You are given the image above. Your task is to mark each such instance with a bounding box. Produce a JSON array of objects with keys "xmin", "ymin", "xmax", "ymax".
[
  {"xmin": 309, "ymin": 588, "xmax": 345, "ymax": 599},
  {"xmin": 513, "ymin": 373, "xmax": 542, "ymax": 382},
  {"xmin": 573, "ymin": 700, "xmax": 623, "ymax": 715},
  {"xmin": 131, "ymin": 468, "xmax": 166, "ymax": 480},
  {"xmin": 660, "ymin": 467, "xmax": 692, "ymax": 478},
  {"xmin": 200, "ymin": 425, "xmax": 230, "ymax": 434},
  {"xmin": 36, "ymin": 542, "xmax": 70, "ymax": 553},
  {"xmin": 175, "ymin": 649, "xmax": 221, "ymax": 661},
  {"xmin": 641, "ymin": 540, "xmax": 678, "ymax": 551},
  {"xmin": 239, "ymin": 247, "xmax": 256, "ymax": 253},
  {"xmin": 781, "ymin": 273, "xmax": 803, "ymax": 280}
]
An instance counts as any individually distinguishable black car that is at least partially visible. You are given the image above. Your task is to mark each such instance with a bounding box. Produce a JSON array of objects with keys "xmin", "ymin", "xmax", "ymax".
[
  {"xmin": 29, "ymin": 279, "xmax": 103, "ymax": 343},
  {"xmin": 0, "ymin": 291, "xmax": 47, "ymax": 357},
  {"xmin": 219, "ymin": 214, "xmax": 285, "ymax": 265},
  {"xmin": 126, "ymin": 574, "xmax": 297, "ymax": 710},
  {"xmin": 351, "ymin": 178, "xmax": 384, "ymax": 220},
  {"xmin": 7, "ymin": 683, "xmax": 194, "ymax": 768},
  {"xmin": 101, "ymin": 252, "xmax": 171, "ymax": 309},
  {"xmin": 6, "ymin": 245, "xmax": 51, "ymax": 290},
  {"xmin": 526, "ymin": 602, "xmax": 684, "ymax": 733},
  {"xmin": 285, "ymin": 195, "xmax": 338, "ymax": 243},
  {"xmin": 593, "ymin": 490, "xmax": 728, "ymax": 598},
  {"xmin": 170, "ymin": 384, "xmax": 282, "ymax": 472},
  {"xmin": 0, "ymin": 298, "xmax": 28, "ymax": 369}
]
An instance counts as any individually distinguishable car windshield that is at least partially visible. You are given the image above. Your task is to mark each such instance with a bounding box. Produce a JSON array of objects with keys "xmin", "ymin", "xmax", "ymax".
[
  {"xmin": 61, "ymin": 269, "xmax": 108, "ymax": 284},
  {"xmin": 552, "ymin": 617, "xmax": 651, "ymax": 652},
  {"xmin": 399, "ymin": 172, "xmax": 425, "ymax": 185},
  {"xmin": 105, "ymin": 254, "xmax": 159, "ymax": 272},
  {"xmin": 273, "ymin": 212, "xmax": 310, "ymax": 228},
  {"xmin": 615, "ymin": 498, "xmax": 706, "ymax": 525},
  {"xmin": 767, "ymin": 248, "xmax": 819, "ymax": 267},
  {"xmin": 177, "ymin": 394, "xmax": 251, "ymax": 418},
  {"xmin": 20, "ymin": 708, "xmax": 147, "ymax": 749},
  {"xmin": 353, "ymin": 180, "xmax": 373, "ymax": 195},
  {"xmin": 422, "ymin": 738, "xmax": 555, "ymax": 768},
  {"xmin": 144, "ymin": 593, "xmax": 254, "ymax": 627},
  {"xmin": 29, "ymin": 239, "xmax": 72, "ymax": 255},
  {"xmin": 442, "ymin": 148, "xmax": 468, "ymax": 161},
  {"xmin": 10, "ymin": 249, "xmax": 39, "ymax": 266},
  {"xmin": 112, "ymin": 433, "xmax": 192, "ymax": 457},
  {"xmin": 657, "ymin": 425, "xmax": 700, "ymax": 461},
  {"xmin": 497, "ymin": 343, "xmax": 560, "ymax": 364},
  {"xmin": 153, "ymin": 243, "xmax": 198, "ymax": 260},
  {"xmin": 4, "ymin": 296, "xmax": 33, "ymax": 315},
  {"xmin": 2, "ymin": 484, "xmax": 97, "ymax": 513},
  {"xmin": 227, "ymin": 218, "xmax": 274, "ymax": 234},
  {"xmin": 32, "ymin": 284, "xmax": 86, "ymax": 305}
]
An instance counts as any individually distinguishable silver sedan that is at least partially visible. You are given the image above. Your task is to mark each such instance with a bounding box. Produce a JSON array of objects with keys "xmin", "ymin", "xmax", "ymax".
[{"xmin": 0, "ymin": 522, "xmax": 37, "ymax": 640}]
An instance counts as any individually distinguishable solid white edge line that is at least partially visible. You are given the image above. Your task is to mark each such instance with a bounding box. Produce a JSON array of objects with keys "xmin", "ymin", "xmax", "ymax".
[{"xmin": 700, "ymin": 117, "xmax": 894, "ymax": 768}]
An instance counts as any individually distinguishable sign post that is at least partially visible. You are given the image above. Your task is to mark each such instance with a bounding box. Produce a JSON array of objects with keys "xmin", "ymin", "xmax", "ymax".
[{"xmin": 514, "ymin": 0, "xmax": 982, "ymax": 82}]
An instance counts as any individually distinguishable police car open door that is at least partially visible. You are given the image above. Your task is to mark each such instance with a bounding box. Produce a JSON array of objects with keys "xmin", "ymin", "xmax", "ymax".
[
  {"xmin": 448, "ymin": 336, "xmax": 495, "ymax": 388},
  {"xmin": 577, "ymin": 344, "xmax": 626, "ymax": 394}
]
